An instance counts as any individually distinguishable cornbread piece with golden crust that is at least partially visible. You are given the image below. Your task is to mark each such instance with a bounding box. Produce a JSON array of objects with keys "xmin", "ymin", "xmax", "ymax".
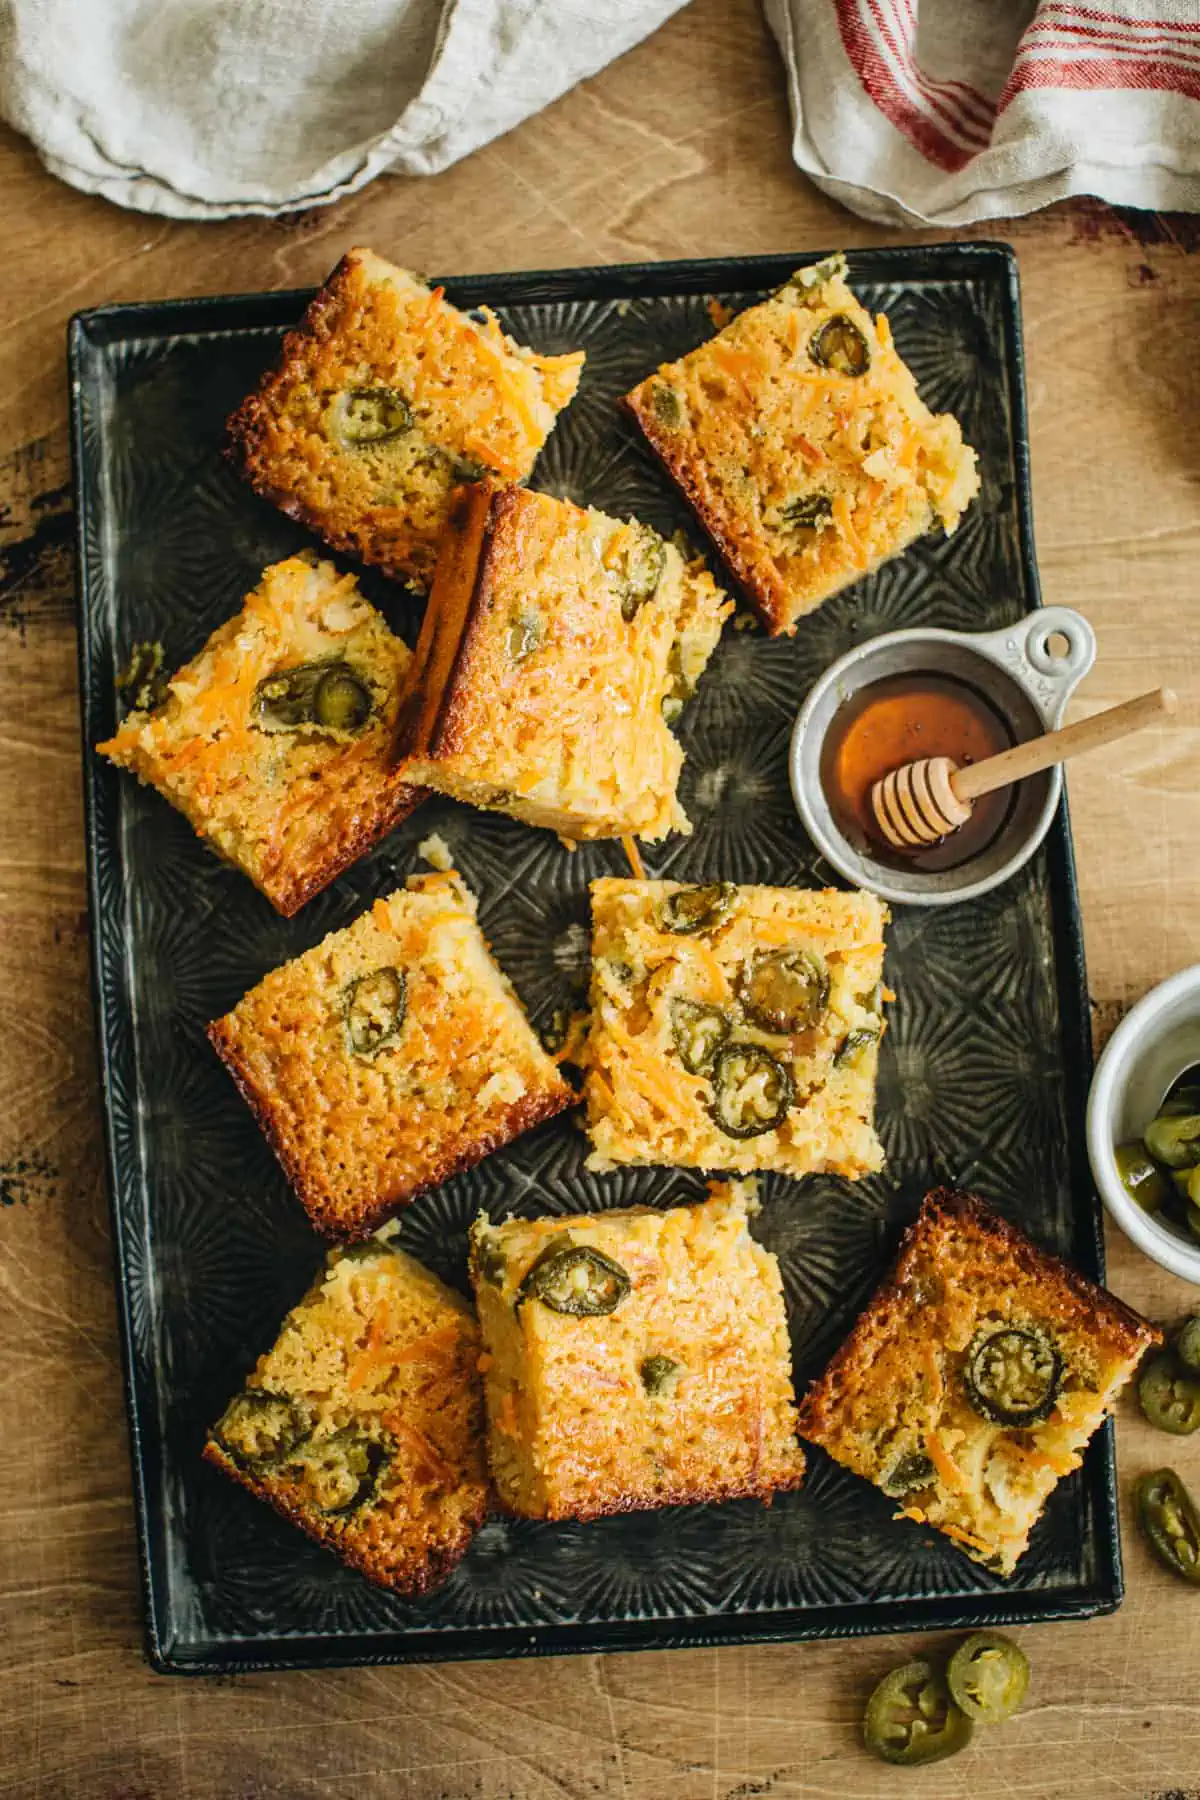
[
  {"xmin": 581, "ymin": 878, "xmax": 888, "ymax": 1177},
  {"xmin": 797, "ymin": 1188, "xmax": 1161, "ymax": 1575},
  {"xmin": 96, "ymin": 554, "xmax": 424, "ymax": 915},
  {"xmin": 395, "ymin": 482, "xmax": 731, "ymax": 843},
  {"xmin": 623, "ymin": 254, "xmax": 980, "ymax": 635},
  {"xmin": 204, "ymin": 1235, "xmax": 488, "ymax": 1595},
  {"xmin": 226, "ymin": 248, "xmax": 585, "ymax": 589},
  {"xmin": 469, "ymin": 1181, "xmax": 805, "ymax": 1519},
  {"xmin": 207, "ymin": 872, "xmax": 574, "ymax": 1240}
]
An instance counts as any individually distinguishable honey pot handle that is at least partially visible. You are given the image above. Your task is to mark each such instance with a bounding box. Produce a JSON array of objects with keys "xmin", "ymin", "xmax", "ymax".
[
  {"xmin": 952, "ymin": 687, "xmax": 1178, "ymax": 802},
  {"xmin": 975, "ymin": 606, "xmax": 1097, "ymax": 732}
]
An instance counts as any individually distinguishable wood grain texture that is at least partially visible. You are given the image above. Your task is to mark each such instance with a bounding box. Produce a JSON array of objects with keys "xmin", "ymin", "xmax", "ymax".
[{"xmin": 1, "ymin": 0, "xmax": 1199, "ymax": 1793}]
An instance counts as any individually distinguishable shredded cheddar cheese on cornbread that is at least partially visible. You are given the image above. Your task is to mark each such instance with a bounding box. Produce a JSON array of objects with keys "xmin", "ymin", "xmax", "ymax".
[
  {"xmin": 204, "ymin": 1238, "xmax": 488, "ymax": 1596},
  {"xmin": 207, "ymin": 872, "xmax": 574, "ymax": 1240},
  {"xmin": 622, "ymin": 836, "xmax": 646, "ymax": 879},
  {"xmin": 580, "ymin": 877, "xmax": 889, "ymax": 1178},
  {"xmin": 797, "ymin": 1189, "xmax": 1161, "ymax": 1576},
  {"xmin": 624, "ymin": 253, "xmax": 980, "ymax": 635},
  {"xmin": 397, "ymin": 485, "xmax": 733, "ymax": 843},
  {"xmin": 469, "ymin": 1183, "xmax": 806, "ymax": 1519},
  {"xmin": 96, "ymin": 553, "xmax": 422, "ymax": 917},
  {"xmin": 227, "ymin": 247, "xmax": 584, "ymax": 589}
]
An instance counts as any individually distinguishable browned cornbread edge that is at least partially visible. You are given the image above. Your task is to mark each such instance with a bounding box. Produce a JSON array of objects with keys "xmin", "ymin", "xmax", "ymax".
[
  {"xmin": 796, "ymin": 1186, "xmax": 1161, "ymax": 1448},
  {"xmin": 620, "ymin": 391, "xmax": 792, "ymax": 635},
  {"xmin": 471, "ymin": 1191, "xmax": 808, "ymax": 1522},
  {"xmin": 261, "ymin": 778, "xmax": 429, "ymax": 917},
  {"xmin": 202, "ymin": 1438, "xmax": 489, "ymax": 1595},
  {"xmin": 205, "ymin": 1013, "xmax": 576, "ymax": 1242},
  {"xmin": 493, "ymin": 1458, "xmax": 808, "ymax": 1524},
  {"xmin": 394, "ymin": 478, "xmax": 511, "ymax": 764},
  {"xmin": 225, "ymin": 254, "xmax": 420, "ymax": 582}
]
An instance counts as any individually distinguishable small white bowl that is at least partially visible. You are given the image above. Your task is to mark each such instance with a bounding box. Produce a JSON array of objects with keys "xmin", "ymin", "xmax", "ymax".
[{"xmin": 1087, "ymin": 965, "xmax": 1200, "ymax": 1285}]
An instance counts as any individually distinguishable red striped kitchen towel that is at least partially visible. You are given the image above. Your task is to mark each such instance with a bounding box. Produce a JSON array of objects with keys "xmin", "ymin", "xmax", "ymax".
[{"xmin": 765, "ymin": 0, "xmax": 1200, "ymax": 224}]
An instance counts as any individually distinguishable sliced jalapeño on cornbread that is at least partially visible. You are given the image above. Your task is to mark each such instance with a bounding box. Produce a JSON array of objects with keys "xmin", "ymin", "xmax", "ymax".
[
  {"xmin": 97, "ymin": 552, "xmax": 424, "ymax": 915},
  {"xmin": 207, "ymin": 872, "xmax": 574, "ymax": 1240},
  {"xmin": 581, "ymin": 878, "xmax": 888, "ymax": 1178},
  {"xmin": 226, "ymin": 247, "xmax": 585, "ymax": 590},
  {"xmin": 205, "ymin": 1235, "xmax": 488, "ymax": 1594},
  {"xmin": 624, "ymin": 254, "xmax": 979, "ymax": 635},
  {"xmin": 394, "ymin": 480, "xmax": 731, "ymax": 843}
]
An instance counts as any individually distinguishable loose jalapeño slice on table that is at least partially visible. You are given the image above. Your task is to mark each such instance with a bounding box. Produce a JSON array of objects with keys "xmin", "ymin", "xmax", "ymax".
[
  {"xmin": 1138, "ymin": 1351, "xmax": 1200, "ymax": 1435},
  {"xmin": 947, "ymin": 1632, "xmax": 1030, "ymax": 1723},
  {"xmin": 1176, "ymin": 1314, "xmax": 1200, "ymax": 1375},
  {"xmin": 1135, "ymin": 1468, "xmax": 1200, "ymax": 1584},
  {"xmin": 863, "ymin": 1659, "xmax": 973, "ymax": 1766}
]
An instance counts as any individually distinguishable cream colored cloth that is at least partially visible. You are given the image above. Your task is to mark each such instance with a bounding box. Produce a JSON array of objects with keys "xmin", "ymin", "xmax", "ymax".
[
  {"xmin": 0, "ymin": 0, "xmax": 685, "ymax": 218},
  {"xmin": 766, "ymin": 0, "xmax": 1200, "ymax": 227}
]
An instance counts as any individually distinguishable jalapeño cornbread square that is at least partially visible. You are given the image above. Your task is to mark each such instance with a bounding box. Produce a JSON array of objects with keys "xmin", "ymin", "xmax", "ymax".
[
  {"xmin": 797, "ymin": 1188, "xmax": 1161, "ymax": 1575},
  {"xmin": 623, "ymin": 254, "xmax": 980, "ymax": 635},
  {"xmin": 581, "ymin": 878, "xmax": 888, "ymax": 1177},
  {"xmin": 207, "ymin": 872, "xmax": 574, "ymax": 1239},
  {"xmin": 96, "ymin": 553, "xmax": 423, "ymax": 916},
  {"xmin": 226, "ymin": 247, "xmax": 585, "ymax": 589},
  {"xmin": 395, "ymin": 481, "xmax": 732, "ymax": 842},
  {"xmin": 469, "ymin": 1181, "xmax": 806, "ymax": 1519},
  {"xmin": 204, "ymin": 1235, "xmax": 488, "ymax": 1595}
]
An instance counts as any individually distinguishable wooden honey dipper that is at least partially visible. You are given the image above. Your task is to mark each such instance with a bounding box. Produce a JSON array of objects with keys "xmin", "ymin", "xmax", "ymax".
[{"xmin": 871, "ymin": 686, "xmax": 1177, "ymax": 852}]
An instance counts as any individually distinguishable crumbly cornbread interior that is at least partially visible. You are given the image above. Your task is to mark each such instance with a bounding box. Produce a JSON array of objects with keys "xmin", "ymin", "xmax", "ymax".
[
  {"xmin": 207, "ymin": 873, "xmax": 573, "ymax": 1238},
  {"xmin": 97, "ymin": 552, "xmax": 422, "ymax": 915},
  {"xmin": 624, "ymin": 253, "xmax": 979, "ymax": 633},
  {"xmin": 397, "ymin": 482, "xmax": 731, "ymax": 841},
  {"xmin": 797, "ymin": 1189, "xmax": 1161, "ymax": 1574},
  {"xmin": 582, "ymin": 878, "xmax": 888, "ymax": 1178},
  {"xmin": 205, "ymin": 1236, "xmax": 488, "ymax": 1594},
  {"xmin": 470, "ymin": 1181, "xmax": 806, "ymax": 1519},
  {"xmin": 227, "ymin": 247, "xmax": 584, "ymax": 587}
]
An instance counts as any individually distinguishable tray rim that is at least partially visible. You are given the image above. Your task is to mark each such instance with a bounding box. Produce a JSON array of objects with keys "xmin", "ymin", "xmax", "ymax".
[{"xmin": 68, "ymin": 242, "xmax": 1116, "ymax": 1677}]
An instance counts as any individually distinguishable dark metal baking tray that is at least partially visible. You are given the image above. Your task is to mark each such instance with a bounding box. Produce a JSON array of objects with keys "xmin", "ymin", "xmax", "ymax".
[{"xmin": 69, "ymin": 244, "xmax": 1115, "ymax": 1674}]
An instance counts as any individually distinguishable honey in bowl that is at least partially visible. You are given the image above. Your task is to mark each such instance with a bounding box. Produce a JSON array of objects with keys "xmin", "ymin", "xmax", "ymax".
[{"xmin": 820, "ymin": 671, "xmax": 1017, "ymax": 872}]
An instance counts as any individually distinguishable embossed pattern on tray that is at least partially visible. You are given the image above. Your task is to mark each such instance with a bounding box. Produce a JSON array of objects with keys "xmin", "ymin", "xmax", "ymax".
[{"xmin": 70, "ymin": 247, "xmax": 1113, "ymax": 1673}]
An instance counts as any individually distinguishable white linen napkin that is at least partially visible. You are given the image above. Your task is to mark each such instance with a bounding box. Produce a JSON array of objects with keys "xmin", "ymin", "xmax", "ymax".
[
  {"xmin": 7, "ymin": 0, "xmax": 1199, "ymax": 226},
  {"xmin": 0, "ymin": 0, "xmax": 686, "ymax": 219}
]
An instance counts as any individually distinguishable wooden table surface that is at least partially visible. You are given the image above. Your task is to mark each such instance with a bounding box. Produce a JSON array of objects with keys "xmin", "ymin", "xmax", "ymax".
[{"xmin": 3, "ymin": 2, "xmax": 1199, "ymax": 1794}]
